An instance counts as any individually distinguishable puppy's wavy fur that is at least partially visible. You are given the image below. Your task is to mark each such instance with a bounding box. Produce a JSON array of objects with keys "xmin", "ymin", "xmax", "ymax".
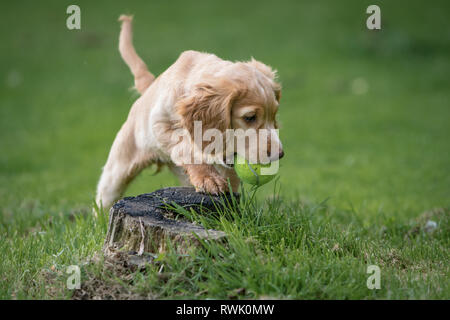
[{"xmin": 96, "ymin": 15, "xmax": 283, "ymax": 209}]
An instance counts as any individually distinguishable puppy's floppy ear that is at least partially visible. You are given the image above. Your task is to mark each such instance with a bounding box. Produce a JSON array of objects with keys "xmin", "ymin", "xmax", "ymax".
[
  {"xmin": 273, "ymin": 82, "xmax": 282, "ymax": 102},
  {"xmin": 176, "ymin": 78, "xmax": 244, "ymax": 137},
  {"xmin": 248, "ymin": 58, "xmax": 282, "ymax": 102}
]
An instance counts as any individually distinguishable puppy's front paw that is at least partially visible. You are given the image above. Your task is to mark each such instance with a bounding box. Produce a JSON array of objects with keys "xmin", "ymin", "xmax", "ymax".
[
  {"xmin": 193, "ymin": 174, "xmax": 229, "ymax": 195},
  {"xmin": 183, "ymin": 164, "xmax": 230, "ymax": 195}
]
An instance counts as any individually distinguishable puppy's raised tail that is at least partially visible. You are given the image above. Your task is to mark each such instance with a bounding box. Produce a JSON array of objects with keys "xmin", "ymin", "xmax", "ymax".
[{"xmin": 118, "ymin": 15, "xmax": 155, "ymax": 95}]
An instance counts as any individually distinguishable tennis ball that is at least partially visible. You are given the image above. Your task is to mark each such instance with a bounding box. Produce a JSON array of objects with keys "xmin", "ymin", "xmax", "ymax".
[{"xmin": 234, "ymin": 154, "xmax": 278, "ymax": 186}]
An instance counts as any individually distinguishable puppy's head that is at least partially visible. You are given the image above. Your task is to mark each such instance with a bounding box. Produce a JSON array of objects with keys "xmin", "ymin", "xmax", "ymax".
[{"xmin": 177, "ymin": 58, "xmax": 283, "ymax": 166}]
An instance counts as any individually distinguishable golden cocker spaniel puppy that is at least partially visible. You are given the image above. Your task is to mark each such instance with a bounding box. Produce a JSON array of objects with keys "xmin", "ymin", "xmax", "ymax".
[{"xmin": 96, "ymin": 15, "xmax": 284, "ymax": 209}]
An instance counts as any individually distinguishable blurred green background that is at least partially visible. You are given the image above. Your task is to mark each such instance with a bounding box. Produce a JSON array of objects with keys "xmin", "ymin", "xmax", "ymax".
[{"xmin": 1, "ymin": 0, "xmax": 449, "ymax": 222}]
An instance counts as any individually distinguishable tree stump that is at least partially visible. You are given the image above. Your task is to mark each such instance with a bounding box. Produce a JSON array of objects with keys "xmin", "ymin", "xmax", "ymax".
[{"xmin": 103, "ymin": 187, "xmax": 239, "ymax": 266}]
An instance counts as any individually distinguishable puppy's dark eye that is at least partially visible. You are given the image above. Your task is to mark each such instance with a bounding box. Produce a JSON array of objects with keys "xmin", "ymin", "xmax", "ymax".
[{"xmin": 244, "ymin": 115, "xmax": 257, "ymax": 123}]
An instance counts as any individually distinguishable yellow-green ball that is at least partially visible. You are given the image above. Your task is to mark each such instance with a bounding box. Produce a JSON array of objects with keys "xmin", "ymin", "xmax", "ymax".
[{"xmin": 234, "ymin": 154, "xmax": 278, "ymax": 186}]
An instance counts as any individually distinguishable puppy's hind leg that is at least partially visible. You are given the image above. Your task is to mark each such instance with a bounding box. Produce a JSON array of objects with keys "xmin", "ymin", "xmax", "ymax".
[{"xmin": 95, "ymin": 124, "xmax": 153, "ymax": 211}]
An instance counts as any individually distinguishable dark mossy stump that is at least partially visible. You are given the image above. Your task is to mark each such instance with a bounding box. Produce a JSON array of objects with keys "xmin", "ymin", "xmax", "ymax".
[{"xmin": 103, "ymin": 187, "xmax": 239, "ymax": 266}]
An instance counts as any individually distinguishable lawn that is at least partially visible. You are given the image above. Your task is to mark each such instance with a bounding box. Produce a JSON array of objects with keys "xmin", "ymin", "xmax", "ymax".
[{"xmin": 0, "ymin": 0, "xmax": 449, "ymax": 299}]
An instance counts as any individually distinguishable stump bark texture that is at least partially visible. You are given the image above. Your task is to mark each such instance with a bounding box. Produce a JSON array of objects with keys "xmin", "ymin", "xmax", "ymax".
[{"xmin": 103, "ymin": 187, "xmax": 239, "ymax": 260}]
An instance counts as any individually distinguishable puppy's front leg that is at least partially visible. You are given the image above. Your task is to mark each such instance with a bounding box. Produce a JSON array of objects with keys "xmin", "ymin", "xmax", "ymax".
[{"xmin": 182, "ymin": 164, "xmax": 229, "ymax": 195}]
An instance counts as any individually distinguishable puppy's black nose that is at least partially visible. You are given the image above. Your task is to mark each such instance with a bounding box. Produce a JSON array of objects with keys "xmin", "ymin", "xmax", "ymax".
[{"xmin": 278, "ymin": 150, "xmax": 285, "ymax": 159}]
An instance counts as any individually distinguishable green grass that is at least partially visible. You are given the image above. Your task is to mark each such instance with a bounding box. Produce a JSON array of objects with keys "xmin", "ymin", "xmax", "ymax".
[{"xmin": 0, "ymin": 0, "xmax": 449, "ymax": 299}]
